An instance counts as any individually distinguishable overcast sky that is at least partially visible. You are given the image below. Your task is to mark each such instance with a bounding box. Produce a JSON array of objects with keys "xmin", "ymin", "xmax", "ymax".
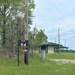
[{"xmin": 30, "ymin": 0, "xmax": 75, "ymax": 50}]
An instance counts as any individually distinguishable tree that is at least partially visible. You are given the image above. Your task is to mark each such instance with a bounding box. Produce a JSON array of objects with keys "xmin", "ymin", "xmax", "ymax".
[
  {"xmin": 35, "ymin": 29, "xmax": 48, "ymax": 49},
  {"xmin": 29, "ymin": 28, "xmax": 48, "ymax": 51},
  {"xmin": 0, "ymin": 0, "xmax": 35, "ymax": 52},
  {"xmin": 0, "ymin": 0, "xmax": 21, "ymax": 46}
]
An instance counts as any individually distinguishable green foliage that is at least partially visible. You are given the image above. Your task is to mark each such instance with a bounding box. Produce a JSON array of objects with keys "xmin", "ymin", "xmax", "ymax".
[
  {"xmin": 29, "ymin": 27, "xmax": 48, "ymax": 51},
  {"xmin": 0, "ymin": 0, "xmax": 35, "ymax": 52},
  {"xmin": 35, "ymin": 29, "xmax": 48, "ymax": 46}
]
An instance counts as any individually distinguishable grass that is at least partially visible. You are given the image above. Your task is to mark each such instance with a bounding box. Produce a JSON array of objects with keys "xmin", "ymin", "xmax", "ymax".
[
  {"xmin": 0, "ymin": 53, "xmax": 75, "ymax": 75},
  {"xmin": 46, "ymin": 52, "xmax": 75, "ymax": 59}
]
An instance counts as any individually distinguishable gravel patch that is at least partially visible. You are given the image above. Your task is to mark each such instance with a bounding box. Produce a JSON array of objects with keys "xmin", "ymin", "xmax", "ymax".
[{"xmin": 50, "ymin": 59, "xmax": 75, "ymax": 64}]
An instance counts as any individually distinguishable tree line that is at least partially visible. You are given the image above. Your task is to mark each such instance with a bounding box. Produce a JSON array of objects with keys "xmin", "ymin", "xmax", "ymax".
[
  {"xmin": 0, "ymin": 0, "xmax": 48, "ymax": 54},
  {"xmin": 29, "ymin": 26, "xmax": 48, "ymax": 54}
]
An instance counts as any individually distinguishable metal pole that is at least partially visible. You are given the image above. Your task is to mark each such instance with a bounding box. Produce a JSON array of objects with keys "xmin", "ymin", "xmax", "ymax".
[
  {"xmin": 18, "ymin": 47, "xmax": 19, "ymax": 66},
  {"xmin": 64, "ymin": 40, "xmax": 66, "ymax": 46},
  {"xmin": 58, "ymin": 28, "xmax": 60, "ymax": 52},
  {"xmin": 42, "ymin": 50, "xmax": 45, "ymax": 61}
]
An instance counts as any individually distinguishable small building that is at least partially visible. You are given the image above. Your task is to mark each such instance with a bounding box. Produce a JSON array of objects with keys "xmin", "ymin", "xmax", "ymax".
[{"xmin": 40, "ymin": 42, "xmax": 68, "ymax": 53}]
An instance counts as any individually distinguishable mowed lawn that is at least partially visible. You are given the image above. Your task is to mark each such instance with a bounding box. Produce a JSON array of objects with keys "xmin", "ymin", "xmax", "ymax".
[{"xmin": 0, "ymin": 53, "xmax": 75, "ymax": 75}]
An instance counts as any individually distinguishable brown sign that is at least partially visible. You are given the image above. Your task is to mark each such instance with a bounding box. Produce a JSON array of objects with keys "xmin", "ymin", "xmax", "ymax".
[{"xmin": 19, "ymin": 46, "xmax": 28, "ymax": 49}]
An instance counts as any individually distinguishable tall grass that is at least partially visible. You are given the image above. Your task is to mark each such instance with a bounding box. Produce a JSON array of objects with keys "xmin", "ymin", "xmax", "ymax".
[{"xmin": 0, "ymin": 53, "xmax": 75, "ymax": 75}]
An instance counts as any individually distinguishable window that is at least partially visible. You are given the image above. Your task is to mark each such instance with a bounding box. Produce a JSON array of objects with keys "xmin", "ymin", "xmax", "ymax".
[{"xmin": 41, "ymin": 46, "xmax": 46, "ymax": 50}]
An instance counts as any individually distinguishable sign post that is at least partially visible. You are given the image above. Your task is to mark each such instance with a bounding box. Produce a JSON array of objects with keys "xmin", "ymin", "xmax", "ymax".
[
  {"xmin": 18, "ymin": 45, "xmax": 20, "ymax": 66},
  {"xmin": 18, "ymin": 40, "xmax": 28, "ymax": 66}
]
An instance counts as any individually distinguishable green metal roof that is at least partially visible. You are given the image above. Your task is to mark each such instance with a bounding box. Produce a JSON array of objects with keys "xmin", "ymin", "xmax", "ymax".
[
  {"xmin": 41, "ymin": 42, "xmax": 68, "ymax": 48},
  {"xmin": 55, "ymin": 45, "xmax": 68, "ymax": 48},
  {"xmin": 41, "ymin": 42, "xmax": 60, "ymax": 46}
]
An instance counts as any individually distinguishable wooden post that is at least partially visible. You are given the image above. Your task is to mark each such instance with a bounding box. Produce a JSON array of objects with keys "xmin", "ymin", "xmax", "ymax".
[
  {"xmin": 18, "ymin": 45, "xmax": 20, "ymax": 66},
  {"xmin": 24, "ymin": 0, "xmax": 29, "ymax": 64},
  {"xmin": 24, "ymin": 0, "xmax": 28, "ymax": 40}
]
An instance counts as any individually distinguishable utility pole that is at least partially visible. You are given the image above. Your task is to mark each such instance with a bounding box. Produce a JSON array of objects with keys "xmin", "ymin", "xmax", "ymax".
[
  {"xmin": 58, "ymin": 28, "xmax": 60, "ymax": 52},
  {"xmin": 24, "ymin": 0, "xmax": 29, "ymax": 64},
  {"xmin": 64, "ymin": 40, "xmax": 66, "ymax": 46},
  {"xmin": 17, "ymin": 0, "xmax": 28, "ymax": 66},
  {"xmin": 24, "ymin": 0, "xmax": 28, "ymax": 40}
]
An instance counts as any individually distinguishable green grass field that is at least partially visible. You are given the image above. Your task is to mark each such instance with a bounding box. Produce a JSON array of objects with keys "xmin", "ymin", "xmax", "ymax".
[
  {"xmin": 0, "ymin": 53, "xmax": 75, "ymax": 75},
  {"xmin": 46, "ymin": 52, "xmax": 75, "ymax": 59}
]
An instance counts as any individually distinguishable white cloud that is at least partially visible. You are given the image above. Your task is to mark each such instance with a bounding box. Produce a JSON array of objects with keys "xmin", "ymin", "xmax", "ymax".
[
  {"xmin": 57, "ymin": 17, "xmax": 75, "ymax": 32},
  {"xmin": 31, "ymin": 0, "xmax": 75, "ymax": 49}
]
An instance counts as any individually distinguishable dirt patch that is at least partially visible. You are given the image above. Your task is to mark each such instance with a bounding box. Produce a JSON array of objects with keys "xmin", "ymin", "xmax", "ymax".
[{"xmin": 50, "ymin": 59, "xmax": 75, "ymax": 64}]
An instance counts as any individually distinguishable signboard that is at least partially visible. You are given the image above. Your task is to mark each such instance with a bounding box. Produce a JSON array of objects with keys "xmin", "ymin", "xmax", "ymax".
[
  {"xmin": 18, "ymin": 40, "xmax": 28, "ymax": 49},
  {"xmin": 18, "ymin": 40, "xmax": 29, "ymax": 66}
]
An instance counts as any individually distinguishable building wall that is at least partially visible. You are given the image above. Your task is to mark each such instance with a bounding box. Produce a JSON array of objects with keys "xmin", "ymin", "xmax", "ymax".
[{"xmin": 48, "ymin": 46, "xmax": 54, "ymax": 53}]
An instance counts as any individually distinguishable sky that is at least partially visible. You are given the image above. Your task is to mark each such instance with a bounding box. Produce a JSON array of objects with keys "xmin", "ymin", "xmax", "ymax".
[{"xmin": 30, "ymin": 0, "xmax": 75, "ymax": 50}]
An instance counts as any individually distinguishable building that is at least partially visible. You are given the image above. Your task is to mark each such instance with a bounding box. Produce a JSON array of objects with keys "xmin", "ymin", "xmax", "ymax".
[{"xmin": 40, "ymin": 42, "xmax": 68, "ymax": 53}]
